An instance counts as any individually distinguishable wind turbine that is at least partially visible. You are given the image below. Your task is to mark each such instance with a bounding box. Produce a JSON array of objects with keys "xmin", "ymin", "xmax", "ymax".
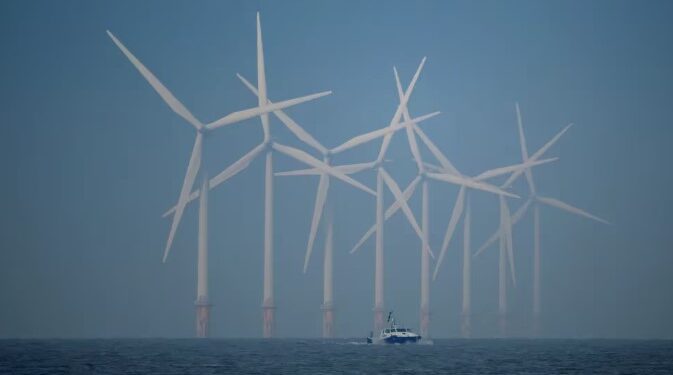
[
  {"xmin": 107, "ymin": 26, "xmax": 332, "ymax": 337},
  {"xmin": 475, "ymin": 102, "xmax": 609, "ymax": 337},
  {"xmin": 274, "ymin": 58, "xmax": 440, "ymax": 337}
]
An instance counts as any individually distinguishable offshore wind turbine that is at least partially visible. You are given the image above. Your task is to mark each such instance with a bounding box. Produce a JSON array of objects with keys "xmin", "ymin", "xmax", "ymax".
[
  {"xmin": 161, "ymin": 13, "xmax": 381, "ymax": 338},
  {"xmin": 476, "ymin": 102, "xmax": 609, "ymax": 336},
  {"xmin": 274, "ymin": 59, "xmax": 441, "ymax": 337},
  {"xmin": 107, "ymin": 28, "xmax": 331, "ymax": 338},
  {"xmin": 472, "ymin": 107, "xmax": 574, "ymax": 337}
]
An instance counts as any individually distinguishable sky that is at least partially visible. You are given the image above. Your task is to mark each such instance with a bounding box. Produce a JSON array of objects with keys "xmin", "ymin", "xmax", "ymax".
[{"xmin": 1, "ymin": 0, "xmax": 672, "ymax": 339}]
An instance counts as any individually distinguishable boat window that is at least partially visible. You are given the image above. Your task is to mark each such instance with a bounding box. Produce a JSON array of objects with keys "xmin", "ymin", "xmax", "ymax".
[{"xmin": 384, "ymin": 329, "xmax": 390, "ymax": 333}]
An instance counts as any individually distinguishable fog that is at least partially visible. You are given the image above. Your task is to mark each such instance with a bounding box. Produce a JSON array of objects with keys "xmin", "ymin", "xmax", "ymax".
[{"xmin": 1, "ymin": 0, "xmax": 672, "ymax": 339}]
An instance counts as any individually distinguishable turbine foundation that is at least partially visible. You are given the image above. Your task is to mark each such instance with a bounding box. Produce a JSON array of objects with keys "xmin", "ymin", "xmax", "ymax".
[
  {"xmin": 322, "ymin": 303, "xmax": 334, "ymax": 338},
  {"xmin": 461, "ymin": 313, "xmax": 471, "ymax": 338},
  {"xmin": 262, "ymin": 303, "xmax": 275, "ymax": 338},
  {"xmin": 195, "ymin": 299, "xmax": 211, "ymax": 338},
  {"xmin": 498, "ymin": 313, "xmax": 507, "ymax": 338},
  {"xmin": 374, "ymin": 307, "xmax": 385, "ymax": 333},
  {"xmin": 420, "ymin": 307, "xmax": 430, "ymax": 338}
]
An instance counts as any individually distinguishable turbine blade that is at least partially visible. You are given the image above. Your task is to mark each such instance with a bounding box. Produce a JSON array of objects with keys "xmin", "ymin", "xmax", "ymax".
[
  {"xmin": 163, "ymin": 133, "xmax": 203, "ymax": 262},
  {"xmin": 474, "ymin": 157, "xmax": 558, "ymax": 181},
  {"xmin": 206, "ymin": 91, "xmax": 331, "ymax": 131},
  {"xmin": 427, "ymin": 173, "xmax": 519, "ymax": 198},
  {"xmin": 275, "ymin": 168, "xmax": 321, "ymax": 176},
  {"xmin": 501, "ymin": 196, "xmax": 516, "ymax": 286},
  {"xmin": 272, "ymin": 143, "xmax": 375, "ymax": 196},
  {"xmin": 209, "ymin": 142, "xmax": 267, "ymax": 190},
  {"xmin": 395, "ymin": 66, "xmax": 424, "ymax": 171},
  {"xmin": 256, "ymin": 12, "xmax": 270, "ymax": 139},
  {"xmin": 351, "ymin": 176, "xmax": 421, "ymax": 254},
  {"xmin": 333, "ymin": 161, "xmax": 378, "ymax": 175},
  {"xmin": 380, "ymin": 169, "xmax": 433, "ymax": 258},
  {"xmin": 474, "ymin": 197, "xmax": 533, "ymax": 257},
  {"xmin": 237, "ymin": 73, "xmax": 328, "ymax": 154},
  {"xmin": 350, "ymin": 225, "xmax": 376, "ymax": 255},
  {"xmin": 515, "ymin": 103, "xmax": 537, "ymax": 195},
  {"xmin": 276, "ymin": 161, "xmax": 375, "ymax": 177},
  {"xmin": 164, "ymin": 143, "xmax": 266, "ymax": 218},
  {"xmin": 377, "ymin": 57, "xmax": 426, "ymax": 161},
  {"xmin": 162, "ymin": 190, "xmax": 199, "ymax": 218},
  {"xmin": 421, "ymin": 161, "xmax": 444, "ymax": 173},
  {"xmin": 433, "ymin": 186, "xmax": 465, "ymax": 280},
  {"xmin": 511, "ymin": 196, "xmax": 534, "ymax": 226},
  {"xmin": 107, "ymin": 30, "xmax": 203, "ymax": 130},
  {"xmin": 477, "ymin": 197, "xmax": 533, "ymax": 257},
  {"xmin": 515, "ymin": 102, "xmax": 530, "ymax": 162},
  {"xmin": 503, "ymin": 123, "xmax": 573, "ymax": 189},
  {"xmin": 304, "ymin": 173, "xmax": 330, "ymax": 273},
  {"xmin": 537, "ymin": 196, "xmax": 610, "ymax": 224},
  {"xmin": 406, "ymin": 126, "xmax": 424, "ymax": 171},
  {"xmin": 330, "ymin": 111, "xmax": 440, "ymax": 155},
  {"xmin": 413, "ymin": 125, "xmax": 461, "ymax": 175}
]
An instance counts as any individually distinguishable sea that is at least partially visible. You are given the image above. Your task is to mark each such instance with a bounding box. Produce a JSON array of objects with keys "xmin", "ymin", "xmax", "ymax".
[{"xmin": 1, "ymin": 339, "xmax": 672, "ymax": 374}]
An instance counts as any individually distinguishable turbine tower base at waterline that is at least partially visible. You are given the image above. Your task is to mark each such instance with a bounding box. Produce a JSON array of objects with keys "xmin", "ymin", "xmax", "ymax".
[
  {"xmin": 262, "ymin": 301, "xmax": 276, "ymax": 338},
  {"xmin": 420, "ymin": 307, "xmax": 430, "ymax": 339},
  {"xmin": 498, "ymin": 313, "xmax": 508, "ymax": 338},
  {"xmin": 321, "ymin": 302, "xmax": 335, "ymax": 338},
  {"xmin": 374, "ymin": 306, "xmax": 385, "ymax": 334},
  {"xmin": 195, "ymin": 298, "xmax": 211, "ymax": 338},
  {"xmin": 461, "ymin": 313, "xmax": 471, "ymax": 338}
]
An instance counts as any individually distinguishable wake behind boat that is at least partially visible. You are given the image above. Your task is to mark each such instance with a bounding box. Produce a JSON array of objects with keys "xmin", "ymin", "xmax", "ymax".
[{"xmin": 367, "ymin": 311, "xmax": 422, "ymax": 344}]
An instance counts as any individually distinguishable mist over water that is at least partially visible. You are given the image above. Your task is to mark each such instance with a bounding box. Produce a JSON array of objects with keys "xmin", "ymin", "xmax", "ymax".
[{"xmin": 1, "ymin": 0, "xmax": 673, "ymax": 344}]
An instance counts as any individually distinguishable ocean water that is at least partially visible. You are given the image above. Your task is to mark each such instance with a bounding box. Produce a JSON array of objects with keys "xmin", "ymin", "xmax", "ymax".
[{"xmin": 1, "ymin": 339, "xmax": 672, "ymax": 374}]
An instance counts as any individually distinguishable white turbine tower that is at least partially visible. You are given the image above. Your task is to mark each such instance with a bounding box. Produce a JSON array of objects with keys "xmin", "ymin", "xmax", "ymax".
[
  {"xmin": 274, "ymin": 61, "xmax": 441, "ymax": 337},
  {"xmin": 107, "ymin": 27, "xmax": 332, "ymax": 337},
  {"xmin": 476, "ymin": 102, "xmax": 609, "ymax": 337}
]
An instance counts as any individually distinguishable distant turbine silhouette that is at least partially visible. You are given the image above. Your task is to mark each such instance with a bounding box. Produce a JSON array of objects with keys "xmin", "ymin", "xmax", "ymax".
[{"xmin": 476, "ymin": 102, "xmax": 609, "ymax": 337}]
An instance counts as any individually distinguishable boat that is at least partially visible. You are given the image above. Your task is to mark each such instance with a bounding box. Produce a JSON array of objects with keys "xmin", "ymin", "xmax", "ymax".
[{"xmin": 367, "ymin": 311, "xmax": 422, "ymax": 344}]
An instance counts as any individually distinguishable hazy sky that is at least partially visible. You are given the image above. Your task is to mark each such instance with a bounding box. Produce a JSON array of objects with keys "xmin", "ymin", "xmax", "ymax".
[{"xmin": 1, "ymin": 0, "xmax": 672, "ymax": 338}]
